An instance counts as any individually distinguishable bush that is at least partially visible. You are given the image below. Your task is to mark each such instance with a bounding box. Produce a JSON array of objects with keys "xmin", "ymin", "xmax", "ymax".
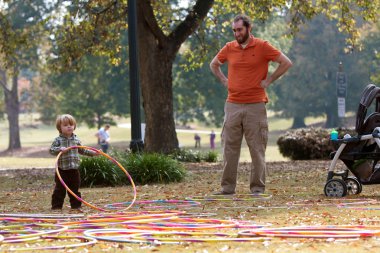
[
  {"xmin": 124, "ymin": 153, "xmax": 187, "ymax": 185},
  {"xmin": 170, "ymin": 149, "xmax": 219, "ymax": 163},
  {"xmin": 79, "ymin": 151, "xmax": 187, "ymax": 187},
  {"xmin": 277, "ymin": 128, "xmax": 357, "ymax": 160},
  {"xmin": 79, "ymin": 156, "xmax": 123, "ymax": 187},
  {"xmin": 202, "ymin": 150, "xmax": 219, "ymax": 162}
]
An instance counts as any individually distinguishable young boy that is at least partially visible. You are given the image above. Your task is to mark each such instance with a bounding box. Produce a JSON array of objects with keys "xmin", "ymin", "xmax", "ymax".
[{"xmin": 49, "ymin": 114, "xmax": 97, "ymax": 211}]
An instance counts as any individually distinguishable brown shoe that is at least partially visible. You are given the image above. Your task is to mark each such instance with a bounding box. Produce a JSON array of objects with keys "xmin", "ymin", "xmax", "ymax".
[{"xmin": 212, "ymin": 191, "xmax": 235, "ymax": 195}]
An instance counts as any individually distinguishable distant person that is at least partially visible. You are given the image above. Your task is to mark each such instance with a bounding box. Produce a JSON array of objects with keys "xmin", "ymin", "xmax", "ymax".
[
  {"xmin": 49, "ymin": 114, "xmax": 97, "ymax": 211},
  {"xmin": 210, "ymin": 130, "xmax": 216, "ymax": 149},
  {"xmin": 194, "ymin": 133, "xmax": 201, "ymax": 148},
  {"xmin": 210, "ymin": 14, "xmax": 292, "ymax": 195},
  {"xmin": 97, "ymin": 124, "xmax": 111, "ymax": 153}
]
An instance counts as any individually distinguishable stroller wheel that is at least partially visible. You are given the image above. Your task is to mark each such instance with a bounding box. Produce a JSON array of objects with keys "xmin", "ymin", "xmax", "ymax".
[
  {"xmin": 345, "ymin": 177, "xmax": 362, "ymax": 195},
  {"xmin": 324, "ymin": 179, "xmax": 348, "ymax": 197}
]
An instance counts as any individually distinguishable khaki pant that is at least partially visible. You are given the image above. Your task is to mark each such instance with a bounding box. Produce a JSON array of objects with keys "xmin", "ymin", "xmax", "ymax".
[{"xmin": 221, "ymin": 102, "xmax": 268, "ymax": 193}]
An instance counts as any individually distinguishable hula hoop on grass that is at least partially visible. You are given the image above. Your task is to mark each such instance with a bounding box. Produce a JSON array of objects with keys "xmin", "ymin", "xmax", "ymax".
[
  {"xmin": 238, "ymin": 225, "xmax": 380, "ymax": 239},
  {"xmin": 188, "ymin": 193, "xmax": 272, "ymax": 202},
  {"xmin": 104, "ymin": 199, "xmax": 201, "ymax": 210},
  {"xmin": 0, "ymin": 223, "xmax": 68, "ymax": 243},
  {"xmin": 7, "ymin": 236, "xmax": 97, "ymax": 251},
  {"xmin": 55, "ymin": 145, "xmax": 136, "ymax": 212}
]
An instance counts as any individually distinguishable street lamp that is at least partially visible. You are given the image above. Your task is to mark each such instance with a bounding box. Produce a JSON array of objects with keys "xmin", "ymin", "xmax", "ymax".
[{"xmin": 128, "ymin": 0, "xmax": 144, "ymax": 152}]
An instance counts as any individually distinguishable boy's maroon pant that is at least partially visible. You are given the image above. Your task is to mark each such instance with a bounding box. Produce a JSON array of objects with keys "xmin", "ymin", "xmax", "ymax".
[{"xmin": 51, "ymin": 168, "xmax": 81, "ymax": 209}]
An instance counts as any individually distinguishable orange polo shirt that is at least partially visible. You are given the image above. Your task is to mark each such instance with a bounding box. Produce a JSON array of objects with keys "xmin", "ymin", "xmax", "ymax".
[{"xmin": 217, "ymin": 35, "xmax": 281, "ymax": 103}]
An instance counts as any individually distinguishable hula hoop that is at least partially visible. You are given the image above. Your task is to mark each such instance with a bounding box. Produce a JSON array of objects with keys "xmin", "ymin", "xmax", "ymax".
[
  {"xmin": 87, "ymin": 210, "xmax": 184, "ymax": 219},
  {"xmin": 0, "ymin": 213, "xmax": 84, "ymax": 221},
  {"xmin": 117, "ymin": 217, "xmax": 240, "ymax": 230},
  {"xmin": 0, "ymin": 223, "xmax": 68, "ymax": 243},
  {"xmin": 104, "ymin": 199, "xmax": 201, "ymax": 210},
  {"xmin": 127, "ymin": 231, "xmax": 271, "ymax": 243},
  {"xmin": 83, "ymin": 229, "xmax": 269, "ymax": 244},
  {"xmin": 7, "ymin": 236, "xmax": 97, "ymax": 251},
  {"xmin": 286, "ymin": 198, "xmax": 377, "ymax": 207},
  {"xmin": 61, "ymin": 212, "xmax": 178, "ymax": 226},
  {"xmin": 83, "ymin": 228, "xmax": 169, "ymax": 244},
  {"xmin": 55, "ymin": 145, "xmax": 136, "ymax": 212},
  {"xmin": 179, "ymin": 212, "xmax": 218, "ymax": 217},
  {"xmin": 238, "ymin": 226, "xmax": 380, "ymax": 239},
  {"xmin": 188, "ymin": 193, "xmax": 272, "ymax": 201},
  {"xmin": 338, "ymin": 205, "xmax": 380, "ymax": 210}
]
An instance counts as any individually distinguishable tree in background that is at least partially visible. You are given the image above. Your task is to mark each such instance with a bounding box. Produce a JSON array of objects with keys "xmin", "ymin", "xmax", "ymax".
[
  {"xmin": 47, "ymin": 0, "xmax": 380, "ymax": 153},
  {"xmin": 0, "ymin": 1, "xmax": 53, "ymax": 150},
  {"xmin": 40, "ymin": 53, "xmax": 130, "ymax": 129},
  {"xmin": 362, "ymin": 21, "xmax": 380, "ymax": 88},
  {"xmin": 271, "ymin": 15, "xmax": 371, "ymax": 128}
]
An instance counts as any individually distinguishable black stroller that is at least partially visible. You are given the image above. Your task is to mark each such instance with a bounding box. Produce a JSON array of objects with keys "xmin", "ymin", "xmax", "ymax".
[{"xmin": 324, "ymin": 84, "xmax": 380, "ymax": 197}]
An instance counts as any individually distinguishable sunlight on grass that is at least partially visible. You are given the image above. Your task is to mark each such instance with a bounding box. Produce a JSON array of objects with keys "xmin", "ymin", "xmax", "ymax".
[
  {"xmin": 0, "ymin": 113, "xmax": 325, "ymax": 167},
  {"xmin": 0, "ymin": 157, "xmax": 55, "ymax": 169}
]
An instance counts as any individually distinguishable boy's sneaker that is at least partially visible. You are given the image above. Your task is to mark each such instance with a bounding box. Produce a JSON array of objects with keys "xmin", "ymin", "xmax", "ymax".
[{"xmin": 51, "ymin": 208, "xmax": 62, "ymax": 213}]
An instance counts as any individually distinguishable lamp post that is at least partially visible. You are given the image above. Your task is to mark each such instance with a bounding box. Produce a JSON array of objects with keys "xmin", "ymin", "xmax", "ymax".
[
  {"xmin": 128, "ymin": 0, "xmax": 144, "ymax": 152},
  {"xmin": 336, "ymin": 62, "xmax": 347, "ymax": 127}
]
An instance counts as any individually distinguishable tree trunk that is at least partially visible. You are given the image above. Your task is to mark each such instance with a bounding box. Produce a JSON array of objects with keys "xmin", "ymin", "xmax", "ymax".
[
  {"xmin": 291, "ymin": 116, "xmax": 306, "ymax": 129},
  {"xmin": 325, "ymin": 109, "xmax": 339, "ymax": 128},
  {"xmin": 1, "ymin": 70, "xmax": 21, "ymax": 150},
  {"xmin": 137, "ymin": 14, "xmax": 178, "ymax": 153},
  {"xmin": 136, "ymin": 0, "xmax": 213, "ymax": 153}
]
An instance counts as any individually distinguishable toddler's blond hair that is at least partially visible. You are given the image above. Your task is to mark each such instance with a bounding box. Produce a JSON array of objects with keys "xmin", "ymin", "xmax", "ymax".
[{"xmin": 55, "ymin": 114, "xmax": 77, "ymax": 133}]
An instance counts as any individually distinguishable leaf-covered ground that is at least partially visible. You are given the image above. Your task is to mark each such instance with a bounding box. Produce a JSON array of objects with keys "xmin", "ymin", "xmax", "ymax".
[{"xmin": 1, "ymin": 160, "xmax": 380, "ymax": 252}]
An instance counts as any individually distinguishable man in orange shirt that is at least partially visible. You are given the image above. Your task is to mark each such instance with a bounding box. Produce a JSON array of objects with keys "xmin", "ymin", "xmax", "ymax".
[{"xmin": 210, "ymin": 14, "xmax": 292, "ymax": 195}]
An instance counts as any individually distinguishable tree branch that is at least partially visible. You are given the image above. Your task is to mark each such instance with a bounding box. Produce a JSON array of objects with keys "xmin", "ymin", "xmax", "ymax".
[
  {"xmin": 140, "ymin": 0, "xmax": 168, "ymax": 48},
  {"xmin": 0, "ymin": 69, "xmax": 8, "ymax": 91},
  {"xmin": 168, "ymin": 0, "xmax": 214, "ymax": 53}
]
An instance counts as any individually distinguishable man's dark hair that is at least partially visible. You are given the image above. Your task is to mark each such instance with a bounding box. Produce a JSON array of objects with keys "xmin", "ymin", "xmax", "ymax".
[{"xmin": 233, "ymin": 14, "xmax": 252, "ymax": 28}]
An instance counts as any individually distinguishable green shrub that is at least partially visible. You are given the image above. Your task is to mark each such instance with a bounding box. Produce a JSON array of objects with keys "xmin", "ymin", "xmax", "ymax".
[
  {"xmin": 79, "ymin": 151, "xmax": 187, "ymax": 187},
  {"xmin": 79, "ymin": 155, "xmax": 123, "ymax": 187},
  {"xmin": 170, "ymin": 149, "xmax": 219, "ymax": 162},
  {"xmin": 202, "ymin": 150, "xmax": 219, "ymax": 162},
  {"xmin": 124, "ymin": 153, "xmax": 187, "ymax": 185},
  {"xmin": 277, "ymin": 128, "xmax": 357, "ymax": 160}
]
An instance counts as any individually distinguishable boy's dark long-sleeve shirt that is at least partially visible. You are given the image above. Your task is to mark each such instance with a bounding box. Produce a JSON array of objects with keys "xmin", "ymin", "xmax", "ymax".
[{"xmin": 49, "ymin": 134, "xmax": 95, "ymax": 170}]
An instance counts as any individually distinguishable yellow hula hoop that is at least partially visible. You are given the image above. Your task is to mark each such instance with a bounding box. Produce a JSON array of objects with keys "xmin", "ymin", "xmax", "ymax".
[{"xmin": 55, "ymin": 145, "xmax": 137, "ymax": 212}]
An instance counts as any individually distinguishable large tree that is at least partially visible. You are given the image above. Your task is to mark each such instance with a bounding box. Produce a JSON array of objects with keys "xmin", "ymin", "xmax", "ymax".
[
  {"xmin": 50, "ymin": 0, "xmax": 379, "ymax": 153},
  {"xmin": 41, "ymin": 53, "xmax": 130, "ymax": 129},
  {"xmin": 0, "ymin": 1, "xmax": 52, "ymax": 150},
  {"xmin": 272, "ymin": 15, "xmax": 372, "ymax": 128}
]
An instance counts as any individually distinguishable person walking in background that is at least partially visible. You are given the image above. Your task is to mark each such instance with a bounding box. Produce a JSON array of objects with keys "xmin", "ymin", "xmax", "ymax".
[
  {"xmin": 194, "ymin": 133, "xmax": 201, "ymax": 148},
  {"xmin": 49, "ymin": 114, "xmax": 97, "ymax": 211},
  {"xmin": 97, "ymin": 124, "xmax": 111, "ymax": 153},
  {"xmin": 210, "ymin": 130, "xmax": 216, "ymax": 149},
  {"xmin": 210, "ymin": 14, "xmax": 292, "ymax": 195}
]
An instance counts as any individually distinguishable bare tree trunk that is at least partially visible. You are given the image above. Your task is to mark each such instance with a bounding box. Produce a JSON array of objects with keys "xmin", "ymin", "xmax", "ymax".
[
  {"xmin": 291, "ymin": 116, "xmax": 306, "ymax": 129},
  {"xmin": 137, "ymin": 8, "xmax": 178, "ymax": 153},
  {"xmin": 136, "ymin": 0, "xmax": 213, "ymax": 153},
  {"xmin": 325, "ymin": 109, "xmax": 339, "ymax": 128},
  {"xmin": 0, "ymin": 68, "xmax": 21, "ymax": 150}
]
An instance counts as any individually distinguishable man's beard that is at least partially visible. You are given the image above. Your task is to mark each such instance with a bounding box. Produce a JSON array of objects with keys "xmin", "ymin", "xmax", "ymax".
[{"xmin": 235, "ymin": 31, "xmax": 249, "ymax": 44}]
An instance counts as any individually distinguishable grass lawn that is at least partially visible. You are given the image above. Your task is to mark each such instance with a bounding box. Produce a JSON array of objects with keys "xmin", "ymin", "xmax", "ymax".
[
  {"xmin": 1, "ymin": 114, "xmax": 378, "ymax": 252},
  {"xmin": 0, "ymin": 114, "xmax": 326, "ymax": 168},
  {"xmin": 1, "ymin": 160, "xmax": 380, "ymax": 252}
]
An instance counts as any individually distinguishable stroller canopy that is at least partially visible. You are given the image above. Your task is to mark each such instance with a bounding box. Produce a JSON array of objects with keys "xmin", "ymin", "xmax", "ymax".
[{"xmin": 356, "ymin": 84, "xmax": 380, "ymax": 135}]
